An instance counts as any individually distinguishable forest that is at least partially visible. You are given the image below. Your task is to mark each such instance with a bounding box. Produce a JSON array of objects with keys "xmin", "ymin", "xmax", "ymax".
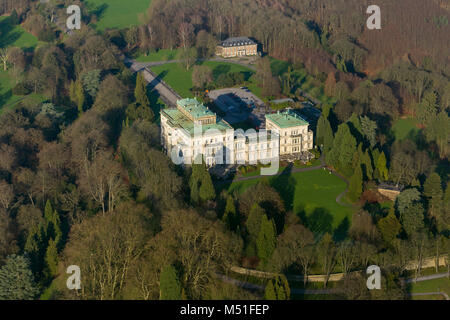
[{"xmin": 0, "ymin": 0, "xmax": 448, "ymax": 300}]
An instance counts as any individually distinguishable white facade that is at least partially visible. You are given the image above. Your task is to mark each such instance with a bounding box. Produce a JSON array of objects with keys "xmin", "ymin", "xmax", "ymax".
[{"xmin": 161, "ymin": 99, "xmax": 313, "ymax": 167}]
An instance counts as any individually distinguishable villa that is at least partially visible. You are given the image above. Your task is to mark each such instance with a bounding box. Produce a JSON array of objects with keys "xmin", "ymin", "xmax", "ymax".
[
  {"xmin": 216, "ymin": 37, "xmax": 258, "ymax": 58},
  {"xmin": 160, "ymin": 98, "xmax": 314, "ymax": 167}
]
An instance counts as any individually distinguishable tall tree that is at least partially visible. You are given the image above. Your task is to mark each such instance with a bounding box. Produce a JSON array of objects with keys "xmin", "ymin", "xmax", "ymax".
[
  {"xmin": 256, "ymin": 214, "xmax": 277, "ymax": 264},
  {"xmin": 377, "ymin": 211, "xmax": 402, "ymax": 244},
  {"xmin": 423, "ymin": 172, "xmax": 443, "ymax": 221},
  {"xmin": 374, "ymin": 151, "xmax": 388, "ymax": 182},
  {"xmin": 348, "ymin": 165, "xmax": 363, "ymax": 202},
  {"xmin": 44, "ymin": 239, "xmax": 58, "ymax": 280},
  {"xmin": 159, "ymin": 265, "xmax": 182, "ymax": 300},
  {"xmin": 135, "ymin": 72, "xmax": 150, "ymax": 109},
  {"xmin": 318, "ymin": 233, "xmax": 336, "ymax": 288},
  {"xmin": 222, "ymin": 195, "xmax": 237, "ymax": 230},
  {"xmin": 264, "ymin": 275, "xmax": 290, "ymax": 300},
  {"xmin": 316, "ymin": 107, "xmax": 334, "ymax": 153},
  {"xmin": 0, "ymin": 255, "xmax": 39, "ymax": 300},
  {"xmin": 326, "ymin": 123, "xmax": 357, "ymax": 175}
]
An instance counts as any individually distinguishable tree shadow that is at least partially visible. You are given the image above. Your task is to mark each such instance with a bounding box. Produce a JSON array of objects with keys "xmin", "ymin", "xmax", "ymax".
[
  {"xmin": 147, "ymin": 88, "xmax": 165, "ymax": 123},
  {"xmin": 0, "ymin": 17, "xmax": 21, "ymax": 48},
  {"xmin": 270, "ymin": 163, "xmax": 296, "ymax": 212},
  {"xmin": 304, "ymin": 207, "xmax": 333, "ymax": 235},
  {"xmin": 212, "ymin": 64, "xmax": 231, "ymax": 80},
  {"xmin": 333, "ymin": 216, "xmax": 349, "ymax": 242},
  {"xmin": 90, "ymin": 3, "xmax": 109, "ymax": 20}
]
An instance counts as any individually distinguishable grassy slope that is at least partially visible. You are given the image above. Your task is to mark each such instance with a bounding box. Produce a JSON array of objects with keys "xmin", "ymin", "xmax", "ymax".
[
  {"xmin": 0, "ymin": 16, "xmax": 38, "ymax": 50},
  {"xmin": 409, "ymin": 277, "xmax": 450, "ymax": 300},
  {"xmin": 0, "ymin": 70, "xmax": 23, "ymax": 112},
  {"xmin": 0, "ymin": 16, "xmax": 41, "ymax": 113},
  {"xmin": 135, "ymin": 48, "xmax": 181, "ymax": 62},
  {"xmin": 225, "ymin": 169, "xmax": 353, "ymax": 235},
  {"xmin": 87, "ymin": 0, "xmax": 152, "ymax": 30},
  {"xmin": 150, "ymin": 61, "xmax": 259, "ymax": 98},
  {"xmin": 391, "ymin": 117, "xmax": 420, "ymax": 140},
  {"xmin": 268, "ymin": 56, "xmax": 336, "ymax": 106}
]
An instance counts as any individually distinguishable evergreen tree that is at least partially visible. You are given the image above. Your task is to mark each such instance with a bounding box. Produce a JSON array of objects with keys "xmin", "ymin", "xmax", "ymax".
[
  {"xmin": 438, "ymin": 186, "xmax": 450, "ymax": 233},
  {"xmin": 82, "ymin": 69, "xmax": 101, "ymax": 99},
  {"xmin": 75, "ymin": 79, "xmax": 85, "ymax": 115},
  {"xmin": 264, "ymin": 275, "xmax": 291, "ymax": 300},
  {"xmin": 44, "ymin": 239, "xmax": 58, "ymax": 280},
  {"xmin": 222, "ymin": 195, "xmax": 236, "ymax": 230},
  {"xmin": 246, "ymin": 204, "xmax": 265, "ymax": 242},
  {"xmin": 24, "ymin": 225, "xmax": 45, "ymax": 275},
  {"xmin": 0, "ymin": 255, "xmax": 39, "ymax": 300},
  {"xmin": 199, "ymin": 170, "xmax": 215, "ymax": 203},
  {"xmin": 360, "ymin": 115, "xmax": 377, "ymax": 147},
  {"xmin": 348, "ymin": 165, "xmax": 363, "ymax": 202},
  {"xmin": 377, "ymin": 210, "xmax": 402, "ymax": 244},
  {"xmin": 135, "ymin": 72, "xmax": 150, "ymax": 109},
  {"xmin": 361, "ymin": 149, "xmax": 373, "ymax": 180},
  {"xmin": 264, "ymin": 278, "xmax": 276, "ymax": 300},
  {"xmin": 401, "ymin": 203, "xmax": 425, "ymax": 238},
  {"xmin": 159, "ymin": 265, "xmax": 182, "ymax": 300},
  {"xmin": 326, "ymin": 123, "xmax": 357, "ymax": 175},
  {"xmin": 10, "ymin": 9, "xmax": 19, "ymax": 25},
  {"xmin": 424, "ymin": 173, "xmax": 443, "ymax": 209},
  {"xmin": 44, "ymin": 200, "xmax": 53, "ymax": 223},
  {"xmin": 126, "ymin": 102, "xmax": 154, "ymax": 123},
  {"xmin": 256, "ymin": 214, "xmax": 277, "ymax": 263},
  {"xmin": 375, "ymin": 151, "xmax": 388, "ymax": 182},
  {"xmin": 316, "ymin": 107, "xmax": 334, "ymax": 153},
  {"xmin": 189, "ymin": 158, "xmax": 215, "ymax": 204}
]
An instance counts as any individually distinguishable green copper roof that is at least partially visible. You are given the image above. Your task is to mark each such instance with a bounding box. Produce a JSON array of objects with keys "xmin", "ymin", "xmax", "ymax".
[
  {"xmin": 265, "ymin": 110, "xmax": 309, "ymax": 128},
  {"xmin": 161, "ymin": 108, "xmax": 232, "ymax": 136},
  {"xmin": 177, "ymin": 98, "xmax": 215, "ymax": 119}
]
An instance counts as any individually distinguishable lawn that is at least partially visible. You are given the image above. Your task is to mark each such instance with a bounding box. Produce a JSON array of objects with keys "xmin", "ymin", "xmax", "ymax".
[
  {"xmin": 0, "ymin": 16, "xmax": 38, "ymax": 50},
  {"xmin": 392, "ymin": 117, "xmax": 420, "ymax": 141},
  {"xmin": 224, "ymin": 168, "xmax": 353, "ymax": 237},
  {"xmin": 408, "ymin": 277, "xmax": 450, "ymax": 300},
  {"xmin": 0, "ymin": 70, "xmax": 22, "ymax": 112},
  {"xmin": 267, "ymin": 56, "xmax": 336, "ymax": 106},
  {"xmin": 135, "ymin": 48, "xmax": 181, "ymax": 62},
  {"xmin": 0, "ymin": 71, "xmax": 45, "ymax": 114},
  {"xmin": 150, "ymin": 61, "xmax": 258, "ymax": 98},
  {"xmin": 86, "ymin": 0, "xmax": 152, "ymax": 30}
]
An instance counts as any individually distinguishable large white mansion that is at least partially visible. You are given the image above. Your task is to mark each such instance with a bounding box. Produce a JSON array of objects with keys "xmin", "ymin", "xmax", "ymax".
[{"xmin": 160, "ymin": 98, "xmax": 313, "ymax": 167}]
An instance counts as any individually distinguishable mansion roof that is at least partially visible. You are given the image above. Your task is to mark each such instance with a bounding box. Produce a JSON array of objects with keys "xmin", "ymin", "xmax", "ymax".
[
  {"xmin": 219, "ymin": 37, "xmax": 256, "ymax": 47},
  {"xmin": 265, "ymin": 110, "xmax": 309, "ymax": 128}
]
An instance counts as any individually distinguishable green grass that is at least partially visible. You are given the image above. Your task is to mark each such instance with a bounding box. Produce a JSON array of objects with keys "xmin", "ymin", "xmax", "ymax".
[
  {"xmin": 224, "ymin": 168, "xmax": 353, "ymax": 236},
  {"xmin": 86, "ymin": 0, "xmax": 152, "ymax": 30},
  {"xmin": 0, "ymin": 16, "xmax": 38, "ymax": 50},
  {"xmin": 0, "ymin": 70, "xmax": 21, "ymax": 111},
  {"xmin": 0, "ymin": 71, "xmax": 46, "ymax": 114},
  {"xmin": 135, "ymin": 48, "xmax": 181, "ymax": 62},
  {"xmin": 408, "ymin": 277, "xmax": 450, "ymax": 300},
  {"xmin": 150, "ymin": 61, "xmax": 258, "ymax": 98},
  {"xmin": 392, "ymin": 117, "xmax": 420, "ymax": 140},
  {"xmin": 291, "ymin": 68, "xmax": 335, "ymax": 105}
]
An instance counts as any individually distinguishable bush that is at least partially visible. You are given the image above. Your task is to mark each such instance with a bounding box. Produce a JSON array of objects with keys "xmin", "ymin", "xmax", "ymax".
[
  {"xmin": 12, "ymin": 82, "xmax": 31, "ymax": 96},
  {"xmin": 38, "ymin": 28, "xmax": 56, "ymax": 42}
]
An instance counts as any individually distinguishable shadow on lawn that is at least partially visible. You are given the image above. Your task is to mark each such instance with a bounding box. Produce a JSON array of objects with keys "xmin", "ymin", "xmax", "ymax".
[
  {"xmin": 90, "ymin": 3, "xmax": 109, "ymax": 20},
  {"xmin": 0, "ymin": 17, "xmax": 21, "ymax": 48},
  {"xmin": 270, "ymin": 163, "xmax": 296, "ymax": 212},
  {"xmin": 295, "ymin": 204, "xmax": 350, "ymax": 240}
]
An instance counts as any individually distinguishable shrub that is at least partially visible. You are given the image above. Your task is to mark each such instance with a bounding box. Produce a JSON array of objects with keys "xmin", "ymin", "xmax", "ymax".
[{"xmin": 12, "ymin": 82, "xmax": 31, "ymax": 96}]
